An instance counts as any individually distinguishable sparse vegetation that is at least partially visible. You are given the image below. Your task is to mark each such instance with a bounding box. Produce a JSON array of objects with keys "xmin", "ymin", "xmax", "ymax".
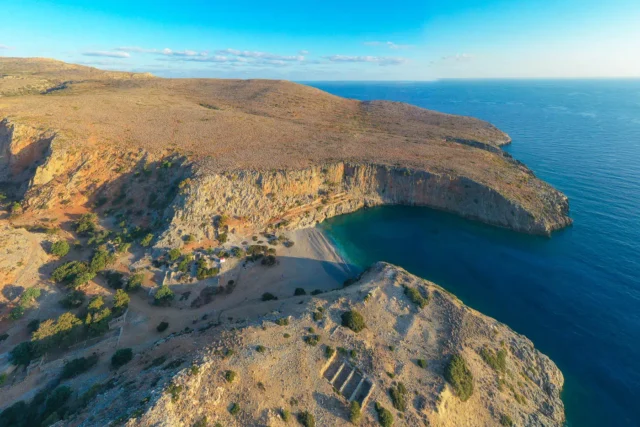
[
  {"xmin": 500, "ymin": 413, "xmax": 514, "ymax": 426},
  {"xmin": 480, "ymin": 346, "xmax": 507, "ymax": 373},
  {"xmin": 417, "ymin": 358, "xmax": 427, "ymax": 369},
  {"xmin": 341, "ymin": 310, "xmax": 366, "ymax": 333},
  {"xmin": 444, "ymin": 353, "xmax": 474, "ymax": 401},
  {"xmin": 325, "ymin": 346, "xmax": 335, "ymax": 358},
  {"xmin": 127, "ymin": 272, "xmax": 144, "ymax": 291},
  {"xmin": 140, "ymin": 233, "xmax": 154, "ymax": 247},
  {"xmin": 294, "ymin": 287, "xmax": 306, "ymax": 296},
  {"xmin": 157, "ymin": 321, "xmax": 169, "ymax": 332},
  {"xmin": 281, "ymin": 408, "xmax": 291, "ymax": 422},
  {"xmin": 304, "ymin": 335, "xmax": 320, "ymax": 346},
  {"xmin": 10, "ymin": 288, "xmax": 41, "ymax": 319},
  {"xmin": 256, "ymin": 345, "xmax": 266, "ymax": 353},
  {"xmin": 166, "ymin": 383, "xmax": 183, "ymax": 402}
]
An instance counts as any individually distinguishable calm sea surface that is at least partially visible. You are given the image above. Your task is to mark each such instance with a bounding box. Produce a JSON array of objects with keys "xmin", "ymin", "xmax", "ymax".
[{"xmin": 308, "ymin": 80, "xmax": 640, "ymax": 427}]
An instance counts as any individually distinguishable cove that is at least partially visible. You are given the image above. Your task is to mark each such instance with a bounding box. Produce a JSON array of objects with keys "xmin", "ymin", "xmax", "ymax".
[{"xmin": 312, "ymin": 80, "xmax": 640, "ymax": 427}]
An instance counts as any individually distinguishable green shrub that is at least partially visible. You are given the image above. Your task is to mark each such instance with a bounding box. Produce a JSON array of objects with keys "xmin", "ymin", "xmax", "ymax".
[
  {"xmin": 304, "ymin": 335, "xmax": 320, "ymax": 346},
  {"xmin": 50, "ymin": 240, "xmax": 70, "ymax": 257},
  {"xmin": 281, "ymin": 408, "xmax": 291, "ymax": 422},
  {"xmin": 154, "ymin": 286, "xmax": 175, "ymax": 306},
  {"xmin": 45, "ymin": 386, "xmax": 72, "ymax": 416},
  {"xmin": 184, "ymin": 234, "xmax": 196, "ymax": 243},
  {"xmin": 256, "ymin": 345, "xmax": 266, "ymax": 353},
  {"xmin": 479, "ymin": 346, "xmax": 507, "ymax": 373},
  {"xmin": 349, "ymin": 401, "xmax": 362, "ymax": 425},
  {"xmin": 9, "ymin": 306, "xmax": 25, "ymax": 320},
  {"xmin": 374, "ymin": 402, "xmax": 393, "ymax": 427},
  {"xmin": 157, "ymin": 321, "xmax": 169, "ymax": 332},
  {"xmin": 276, "ymin": 317, "xmax": 289, "ymax": 326},
  {"xmin": 140, "ymin": 233, "xmax": 154, "ymax": 247},
  {"xmin": 325, "ymin": 346, "xmax": 335, "ymax": 358},
  {"xmin": 193, "ymin": 416, "xmax": 208, "ymax": 427},
  {"xmin": 166, "ymin": 383, "xmax": 183, "ymax": 402},
  {"xmin": 0, "ymin": 333, "xmax": 8, "ymax": 342},
  {"xmin": 229, "ymin": 402, "xmax": 240, "ymax": 416},
  {"xmin": 89, "ymin": 249, "xmax": 114, "ymax": 272},
  {"xmin": 297, "ymin": 411, "xmax": 315, "ymax": 427},
  {"xmin": 499, "ymin": 413, "xmax": 514, "ymax": 426},
  {"xmin": 61, "ymin": 354, "xmax": 99, "ymax": 379},
  {"xmin": 310, "ymin": 289, "xmax": 323, "ymax": 295},
  {"xmin": 313, "ymin": 311, "xmax": 323, "ymax": 321},
  {"xmin": 177, "ymin": 255, "xmax": 193, "ymax": 273},
  {"xmin": 127, "ymin": 273, "xmax": 144, "ymax": 291},
  {"xmin": 111, "ymin": 348, "xmax": 133, "ymax": 368},
  {"xmin": 403, "ymin": 286, "xmax": 429, "ymax": 309},
  {"xmin": 444, "ymin": 354, "xmax": 474, "ymax": 401},
  {"xmin": 27, "ymin": 319, "xmax": 40, "ymax": 333},
  {"xmin": 74, "ymin": 213, "xmax": 97, "ymax": 235},
  {"xmin": 217, "ymin": 233, "xmax": 228, "ymax": 244},
  {"xmin": 389, "ymin": 382, "xmax": 408, "ymax": 411},
  {"xmin": 262, "ymin": 292, "xmax": 277, "ymax": 301},
  {"xmin": 168, "ymin": 248, "xmax": 181, "ymax": 262},
  {"xmin": 52, "ymin": 261, "xmax": 89, "ymax": 285},
  {"xmin": 341, "ymin": 310, "xmax": 366, "ymax": 333},
  {"xmin": 113, "ymin": 289, "xmax": 130, "ymax": 312},
  {"xmin": 225, "ymin": 370, "xmax": 237, "ymax": 383},
  {"xmin": 417, "ymin": 359, "xmax": 427, "ymax": 369},
  {"xmin": 0, "ymin": 373, "xmax": 7, "ymax": 386},
  {"xmin": 294, "ymin": 288, "xmax": 306, "ymax": 296},
  {"xmin": 10, "ymin": 341, "xmax": 36, "ymax": 366}
]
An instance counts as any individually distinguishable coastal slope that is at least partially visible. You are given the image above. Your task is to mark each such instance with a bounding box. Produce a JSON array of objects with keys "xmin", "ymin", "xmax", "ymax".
[{"xmin": 0, "ymin": 58, "xmax": 571, "ymax": 241}]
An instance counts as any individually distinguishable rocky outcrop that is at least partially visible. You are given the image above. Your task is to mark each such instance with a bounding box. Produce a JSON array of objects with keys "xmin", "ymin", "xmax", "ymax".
[
  {"xmin": 160, "ymin": 161, "xmax": 571, "ymax": 247},
  {"xmin": 75, "ymin": 262, "xmax": 564, "ymax": 427}
]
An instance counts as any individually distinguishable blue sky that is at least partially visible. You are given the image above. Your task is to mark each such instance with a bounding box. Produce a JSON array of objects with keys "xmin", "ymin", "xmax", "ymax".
[{"xmin": 1, "ymin": 0, "xmax": 639, "ymax": 80}]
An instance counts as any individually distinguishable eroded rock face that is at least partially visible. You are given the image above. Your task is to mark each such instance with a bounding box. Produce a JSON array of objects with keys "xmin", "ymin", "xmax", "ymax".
[{"xmin": 160, "ymin": 161, "xmax": 571, "ymax": 247}]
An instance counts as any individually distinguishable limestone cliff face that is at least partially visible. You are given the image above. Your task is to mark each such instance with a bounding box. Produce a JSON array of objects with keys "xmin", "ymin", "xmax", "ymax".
[
  {"xmin": 0, "ymin": 119, "xmax": 55, "ymax": 194},
  {"xmin": 160, "ymin": 162, "xmax": 571, "ymax": 247}
]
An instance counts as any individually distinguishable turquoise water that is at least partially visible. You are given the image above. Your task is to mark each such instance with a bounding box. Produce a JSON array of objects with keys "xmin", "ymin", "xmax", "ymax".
[{"xmin": 309, "ymin": 80, "xmax": 640, "ymax": 427}]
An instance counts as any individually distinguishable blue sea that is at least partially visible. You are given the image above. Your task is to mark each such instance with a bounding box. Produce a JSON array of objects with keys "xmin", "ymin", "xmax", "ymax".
[{"xmin": 308, "ymin": 80, "xmax": 640, "ymax": 427}]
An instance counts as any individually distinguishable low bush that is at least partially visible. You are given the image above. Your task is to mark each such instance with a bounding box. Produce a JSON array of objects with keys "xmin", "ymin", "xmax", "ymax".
[
  {"xmin": 229, "ymin": 402, "xmax": 240, "ymax": 416},
  {"xmin": 140, "ymin": 233, "xmax": 154, "ymax": 247},
  {"xmin": 444, "ymin": 354, "xmax": 474, "ymax": 401},
  {"xmin": 374, "ymin": 402, "xmax": 393, "ymax": 427},
  {"xmin": 417, "ymin": 359, "xmax": 427, "ymax": 369},
  {"xmin": 325, "ymin": 346, "xmax": 335, "ymax": 358},
  {"xmin": 281, "ymin": 408, "xmax": 291, "ymax": 422},
  {"xmin": 389, "ymin": 382, "xmax": 408, "ymax": 411},
  {"xmin": 294, "ymin": 288, "xmax": 306, "ymax": 296},
  {"xmin": 168, "ymin": 248, "xmax": 181, "ymax": 262},
  {"xmin": 61, "ymin": 354, "xmax": 99, "ymax": 379},
  {"xmin": 262, "ymin": 292, "xmax": 277, "ymax": 301},
  {"xmin": 404, "ymin": 285, "xmax": 429, "ymax": 309},
  {"xmin": 111, "ymin": 348, "xmax": 133, "ymax": 368},
  {"xmin": 313, "ymin": 311, "xmax": 323, "ymax": 321},
  {"xmin": 341, "ymin": 310, "xmax": 366, "ymax": 333},
  {"xmin": 500, "ymin": 414, "xmax": 514, "ymax": 426},
  {"xmin": 225, "ymin": 370, "xmax": 237, "ymax": 383},
  {"xmin": 50, "ymin": 240, "xmax": 70, "ymax": 257},
  {"xmin": 297, "ymin": 411, "xmax": 315, "ymax": 427},
  {"xmin": 157, "ymin": 321, "xmax": 169, "ymax": 332},
  {"xmin": 349, "ymin": 401, "xmax": 362, "ymax": 425},
  {"xmin": 304, "ymin": 335, "xmax": 320, "ymax": 346},
  {"xmin": 154, "ymin": 286, "xmax": 175, "ymax": 306},
  {"xmin": 127, "ymin": 273, "xmax": 144, "ymax": 291},
  {"xmin": 256, "ymin": 345, "xmax": 266, "ymax": 353},
  {"xmin": 276, "ymin": 317, "xmax": 289, "ymax": 326}
]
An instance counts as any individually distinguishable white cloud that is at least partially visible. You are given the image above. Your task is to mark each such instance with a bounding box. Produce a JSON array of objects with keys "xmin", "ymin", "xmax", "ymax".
[
  {"xmin": 82, "ymin": 51, "xmax": 130, "ymax": 58},
  {"xmin": 324, "ymin": 55, "xmax": 407, "ymax": 66},
  {"xmin": 0, "ymin": 44, "xmax": 12, "ymax": 50},
  {"xmin": 364, "ymin": 41, "xmax": 410, "ymax": 50},
  {"xmin": 216, "ymin": 48, "xmax": 304, "ymax": 62},
  {"xmin": 115, "ymin": 46, "xmax": 159, "ymax": 54},
  {"xmin": 439, "ymin": 53, "xmax": 474, "ymax": 62},
  {"xmin": 299, "ymin": 49, "xmax": 309, "ymax": 55}
]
